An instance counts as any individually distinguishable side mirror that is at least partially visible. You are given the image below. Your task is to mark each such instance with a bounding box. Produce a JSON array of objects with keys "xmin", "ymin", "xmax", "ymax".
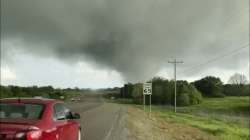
[
  {"xmin": 73, "ymin": 113, "xmax": 80, "ymax": 119},
  {"xmin": 57, "ymin": 114, "xmax": 66, "ymax": 120}
]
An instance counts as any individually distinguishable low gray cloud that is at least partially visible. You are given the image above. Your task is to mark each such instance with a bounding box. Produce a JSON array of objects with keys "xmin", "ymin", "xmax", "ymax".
[{"xmin": 1, "ymin": 0, "xmax": 249, "ymax": 82}]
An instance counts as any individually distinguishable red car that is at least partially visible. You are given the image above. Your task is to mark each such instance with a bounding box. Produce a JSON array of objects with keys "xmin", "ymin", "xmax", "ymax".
[{"xmin": 0, "ymin": 98, "xmax": 81, "ymax": 140}]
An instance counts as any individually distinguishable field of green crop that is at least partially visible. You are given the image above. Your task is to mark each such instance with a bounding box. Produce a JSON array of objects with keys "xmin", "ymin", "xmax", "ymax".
[{"xmin": 138, "ymin": 96, "xmax": 250, "ymax": 140}]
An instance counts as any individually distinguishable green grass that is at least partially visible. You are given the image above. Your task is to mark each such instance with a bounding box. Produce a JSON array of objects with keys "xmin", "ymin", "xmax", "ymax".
[
  {"xmin": 177, "ymin": 96, "xmax": 250, "ymax": 125},
  {"xmin": 116, "ymin": 96, "xmax": 250, "ymax": 140}
]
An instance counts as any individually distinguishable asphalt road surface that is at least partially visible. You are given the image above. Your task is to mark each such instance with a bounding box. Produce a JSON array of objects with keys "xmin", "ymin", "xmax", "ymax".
[{"xmin": 68, "ymin": 93, "xmax": 128, "ymax": 140}]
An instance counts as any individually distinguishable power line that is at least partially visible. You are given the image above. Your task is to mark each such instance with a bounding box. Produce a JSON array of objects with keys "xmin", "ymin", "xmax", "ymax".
[{"xmin": 180, "ymin": 43, "xmax": 249, "ymax": 74}]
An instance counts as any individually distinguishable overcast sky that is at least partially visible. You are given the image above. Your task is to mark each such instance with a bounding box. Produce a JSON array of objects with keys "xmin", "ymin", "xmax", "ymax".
[{"xmin": 1, "ymin": 0, "xmax": 249, "ymax": 88}]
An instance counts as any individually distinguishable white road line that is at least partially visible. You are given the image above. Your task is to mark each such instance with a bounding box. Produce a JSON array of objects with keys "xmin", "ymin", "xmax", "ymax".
[{"xmin": 103, "ymin": 108, "xmax": 121, "ymax": 140}]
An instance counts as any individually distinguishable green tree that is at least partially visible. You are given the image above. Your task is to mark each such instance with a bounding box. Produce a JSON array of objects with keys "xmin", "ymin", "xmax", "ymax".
[
  {"xmin": 177, "ymin": 93, "xmax": 190, "ymax": 106},
  {"xmin": 151, "ymin": 77, "xmax": 166, "ymax": 104},
  {"xmin": 9, "ymin": 86, "xmax": 22, "ymax": 97},
  {"xmin": 177, "ymin": 81, "xmax": 202, "ymax": 106},
  {"xmin": 123, "ymin": 83, "xmax": 133, "ymax": 98},
  {"xmin": 0, "ymin": 86, "xmax": 13, "ymax": 98},
  {"xmin": 131, "ymin": 83, "xmax": 143, "ymax": 104},
  {"xmin": 194, "ymin": 76, "xmax": 224, "ymax": 97},
  {"xmin": 189, "ymin": 84, "xmax": 202, "ymax": 104},
  {"xmin": 223, "ymin": 84, "xmax": 249, "ymax": 96}
]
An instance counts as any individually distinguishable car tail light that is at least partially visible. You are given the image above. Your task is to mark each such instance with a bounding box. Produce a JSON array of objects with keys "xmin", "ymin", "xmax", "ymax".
[
  {"xmin": 15, "ymin": 129, "xmax": 42, "ymax": 140},
  {"xmin": 26, "ymin": 130, "xmax": 42, "ymax": 140}
]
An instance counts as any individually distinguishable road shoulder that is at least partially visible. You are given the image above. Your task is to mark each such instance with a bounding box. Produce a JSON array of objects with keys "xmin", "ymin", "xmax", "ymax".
[{"xmin": 124, "ymin": 105, "xmax": 217, "ymax": 140}]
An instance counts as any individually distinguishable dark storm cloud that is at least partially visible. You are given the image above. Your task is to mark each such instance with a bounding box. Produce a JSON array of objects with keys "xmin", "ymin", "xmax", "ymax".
[{"xmin": 2, "ymin": 0, "xmax": 249, "ymax": 82}]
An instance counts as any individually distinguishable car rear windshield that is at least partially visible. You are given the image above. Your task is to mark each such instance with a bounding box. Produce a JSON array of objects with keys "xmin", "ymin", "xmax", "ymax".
[{"xmin": 0, "ymin": 103, "xmax": 44, "ymax": 120}]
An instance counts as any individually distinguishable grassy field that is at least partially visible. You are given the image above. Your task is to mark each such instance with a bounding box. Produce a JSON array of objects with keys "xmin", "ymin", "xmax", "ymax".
[{"xmin": 112, "ymin": 96, "xmax": 250, "ymax": 140}]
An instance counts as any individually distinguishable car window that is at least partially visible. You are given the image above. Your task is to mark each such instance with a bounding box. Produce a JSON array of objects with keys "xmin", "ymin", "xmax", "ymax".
[
  {"xmin": 0, "ymin": 103, "xmax": 44, "ymax": 120},
  {"xmin": 53, "ymin": 103, "xmax": 69, "ymax": 120}
]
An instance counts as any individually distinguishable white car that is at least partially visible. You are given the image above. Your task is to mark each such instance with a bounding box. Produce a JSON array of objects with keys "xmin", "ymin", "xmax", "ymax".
[{"xmin": 71, "ymin": 97, "xmax": 81, "ymax": 102}]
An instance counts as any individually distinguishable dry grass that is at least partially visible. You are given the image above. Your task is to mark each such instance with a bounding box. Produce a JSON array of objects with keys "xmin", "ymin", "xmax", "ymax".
[{"xmin": 126, "ymin": 106, "xmax": 217, "ymax": 140}]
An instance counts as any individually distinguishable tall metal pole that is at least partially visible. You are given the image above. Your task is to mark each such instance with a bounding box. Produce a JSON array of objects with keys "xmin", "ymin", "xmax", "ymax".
[
  {"xmin": 143, "ymin": 94, "xmax": 145, "ymax": 112},
  {"xmin": 174, "ymin": 60, "xmax": 177, "ymax": 113},
  {"xmin": 168, "ymin": 59, "xmax": 183, "ymax": 113}
]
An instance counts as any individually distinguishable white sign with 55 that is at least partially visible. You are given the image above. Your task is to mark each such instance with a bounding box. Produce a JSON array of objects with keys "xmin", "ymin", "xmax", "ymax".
[{"xmin": 143, "ymin": 83, "xmax": 152, "ymax": 95}]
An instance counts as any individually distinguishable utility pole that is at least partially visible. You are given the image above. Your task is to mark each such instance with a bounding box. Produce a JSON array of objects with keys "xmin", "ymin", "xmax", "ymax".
[{"xmin": 168, "ymin": 59, "xmax": 183, "ymax": 113}]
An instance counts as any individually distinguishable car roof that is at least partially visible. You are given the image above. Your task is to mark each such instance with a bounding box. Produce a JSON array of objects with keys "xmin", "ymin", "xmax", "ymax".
[{"xmin": 0, "ymin": 97, "xmax": 62, "ymax": 105}]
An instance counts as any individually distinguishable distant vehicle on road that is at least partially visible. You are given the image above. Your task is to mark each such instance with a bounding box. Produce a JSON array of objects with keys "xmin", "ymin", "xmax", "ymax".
[
  {"xmin": 71, "ymin": 97, "xmax": 81, "ymax": 102},
  {"xmin": 0, "ymin": 98, "xmax": 82, "ymax": 140}
]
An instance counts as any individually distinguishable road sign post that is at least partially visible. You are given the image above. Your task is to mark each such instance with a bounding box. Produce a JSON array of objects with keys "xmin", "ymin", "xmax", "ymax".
[
  {"xmin": 149, "ymin": 94, "xmax": 151, "ymax": 117},
  {"xmin": 143, "ymin": 94, "xmax": 145, "ymax": 111},
  {"xmin": 143, "ymin": 83, "xmax": 152, "ymax": 117}
]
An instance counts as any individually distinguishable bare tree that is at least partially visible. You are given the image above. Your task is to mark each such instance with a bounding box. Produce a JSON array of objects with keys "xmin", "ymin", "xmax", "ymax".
[{"xmin": 228, "ymin": 73, "xmax": 248, "ymax": 85}]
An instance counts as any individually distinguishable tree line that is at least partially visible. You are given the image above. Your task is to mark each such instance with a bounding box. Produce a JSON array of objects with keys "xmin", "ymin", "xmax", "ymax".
[
  {"xmin": 0, "ymin": 85, "xmax": 86, "ymax": 100},
  {"xmin": 117, "ymin": 75, "xmax": 249, "ymax": 106}
]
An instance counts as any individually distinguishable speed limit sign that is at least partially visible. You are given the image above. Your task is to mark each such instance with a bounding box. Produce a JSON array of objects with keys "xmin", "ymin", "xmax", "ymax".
[{"xmin": 143, "ymin": 83, "xmax": 152, "ymax": 95}]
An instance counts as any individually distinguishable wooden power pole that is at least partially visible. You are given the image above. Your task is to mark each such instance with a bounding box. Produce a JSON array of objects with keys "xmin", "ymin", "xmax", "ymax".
[{"xmin": 168, "ymin": 59, "xmax": 183, "ymax": 113}]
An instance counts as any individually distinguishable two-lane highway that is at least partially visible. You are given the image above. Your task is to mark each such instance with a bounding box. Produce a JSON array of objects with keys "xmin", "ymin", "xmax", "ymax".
[{"xmin": 68, "ymin": 93, "xmax": 127, "ymax": 140}]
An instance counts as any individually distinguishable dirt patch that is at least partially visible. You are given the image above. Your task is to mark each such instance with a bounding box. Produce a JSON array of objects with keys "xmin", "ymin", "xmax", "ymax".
[{"xmin": 125, "ymin": 106, "xmax": 217, "ymax": 140}]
